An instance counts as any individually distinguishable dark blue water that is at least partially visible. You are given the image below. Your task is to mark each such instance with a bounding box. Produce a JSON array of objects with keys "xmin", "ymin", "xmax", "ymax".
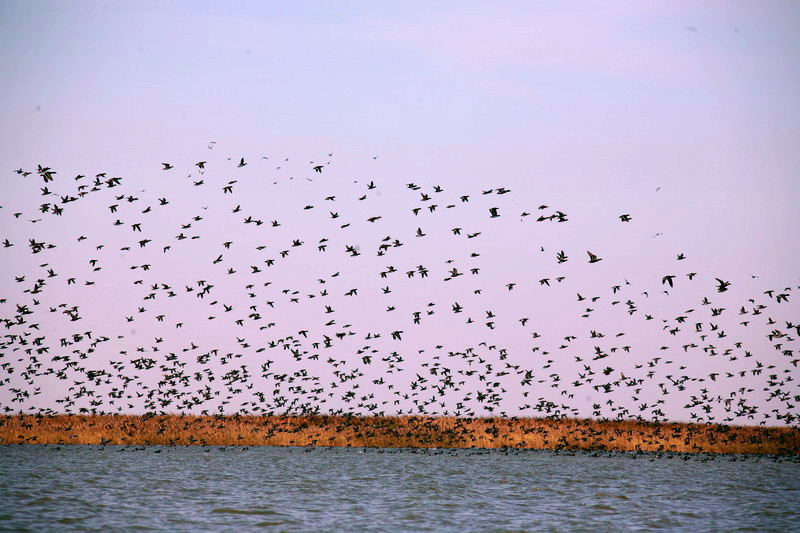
[{"xmin": 1, "ymin": 446, "xmax": 799, "ymax": 531}]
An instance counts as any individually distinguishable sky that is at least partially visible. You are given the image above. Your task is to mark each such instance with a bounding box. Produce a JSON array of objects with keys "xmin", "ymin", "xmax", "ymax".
[{"xmin": 1, "ymin": 1, "xmax": 798, "ymax": 424}]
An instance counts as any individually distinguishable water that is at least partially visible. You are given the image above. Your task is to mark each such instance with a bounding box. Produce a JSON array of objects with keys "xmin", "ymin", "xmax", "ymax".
[{"xmin": 1, "ymin": 446, "xmax": 799, "ymax": 532}]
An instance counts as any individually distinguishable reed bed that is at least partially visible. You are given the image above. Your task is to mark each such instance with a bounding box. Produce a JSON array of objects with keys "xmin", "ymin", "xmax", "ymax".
[{"xmin": 1, "ymin": 414, "xmax": 798, "ymax": 455}]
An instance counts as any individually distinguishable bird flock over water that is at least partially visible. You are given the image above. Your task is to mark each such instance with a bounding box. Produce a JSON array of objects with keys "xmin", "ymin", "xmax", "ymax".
[{"xmin": 1, "ymin": 147, "xmax": 798, "ymax": 427}]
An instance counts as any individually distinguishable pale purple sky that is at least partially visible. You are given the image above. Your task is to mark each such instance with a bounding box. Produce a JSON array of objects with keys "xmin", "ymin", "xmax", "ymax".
[{"xmin": 1, "ymin": 1, "xmax": 798, "ymax": 423}]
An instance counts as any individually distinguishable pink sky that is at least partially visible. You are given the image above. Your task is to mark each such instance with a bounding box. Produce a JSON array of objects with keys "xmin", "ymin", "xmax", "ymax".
[{"xmin": 1, "ymin": 1, "xmax": 798, "ymax": 424}]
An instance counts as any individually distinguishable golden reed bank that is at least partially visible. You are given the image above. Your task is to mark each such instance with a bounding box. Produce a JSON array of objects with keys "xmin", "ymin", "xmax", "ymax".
[{"xmin": 2, "ymin": 414, "xmax": 798, "ymax": 455}]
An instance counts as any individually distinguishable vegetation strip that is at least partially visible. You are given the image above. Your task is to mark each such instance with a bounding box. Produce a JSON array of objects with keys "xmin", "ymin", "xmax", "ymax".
[{"xmin": 2, "ymin": 414, "xmax": 798, "ymax": 454}]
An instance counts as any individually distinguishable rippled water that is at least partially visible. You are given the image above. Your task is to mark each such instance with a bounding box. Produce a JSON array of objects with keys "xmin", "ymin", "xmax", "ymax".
[{"xmin": 1, "ymin": 446, "xmax": 799, "ymax": 532}]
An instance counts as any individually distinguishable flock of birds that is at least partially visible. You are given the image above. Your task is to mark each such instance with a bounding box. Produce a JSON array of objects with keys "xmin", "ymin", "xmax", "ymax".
[{"xmin": 1, "ymin": 146, "xmax": 798, "ymax": 428}]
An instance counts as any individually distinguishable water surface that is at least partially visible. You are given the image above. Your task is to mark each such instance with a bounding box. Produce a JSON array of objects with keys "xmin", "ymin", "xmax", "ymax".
[{"xmin": 1, "ymin": 446, "xmax": 798, "ymax": 531}]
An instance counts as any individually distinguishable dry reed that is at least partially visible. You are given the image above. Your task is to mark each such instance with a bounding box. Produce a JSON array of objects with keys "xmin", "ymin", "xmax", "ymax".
[{"xmin": 1, "ymin": 414, "xmax": 798, "ymax": 455}]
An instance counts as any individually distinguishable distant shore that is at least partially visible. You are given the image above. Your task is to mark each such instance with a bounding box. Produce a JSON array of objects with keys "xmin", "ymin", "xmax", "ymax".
[{"xmin": 2, "ymin": 414, "xmax": 798, "ymax": 454}]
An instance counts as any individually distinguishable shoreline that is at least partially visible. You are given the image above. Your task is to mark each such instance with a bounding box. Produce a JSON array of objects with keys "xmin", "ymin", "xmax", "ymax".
[{"xmin": 2, "ymin": 414, "xmax": 798, "ymax": 455}]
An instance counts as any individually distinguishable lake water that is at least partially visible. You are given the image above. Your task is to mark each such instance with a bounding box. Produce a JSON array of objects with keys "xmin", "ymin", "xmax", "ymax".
[{"xmin": 1, "ymin": 446, "xmax": 799, "ymax": 532}]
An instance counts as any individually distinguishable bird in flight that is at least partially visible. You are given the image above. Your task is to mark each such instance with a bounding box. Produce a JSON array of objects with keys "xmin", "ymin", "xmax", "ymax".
[{"xmin": 587, "ymin": 251, "xmax": 602, "ymax": 263}]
